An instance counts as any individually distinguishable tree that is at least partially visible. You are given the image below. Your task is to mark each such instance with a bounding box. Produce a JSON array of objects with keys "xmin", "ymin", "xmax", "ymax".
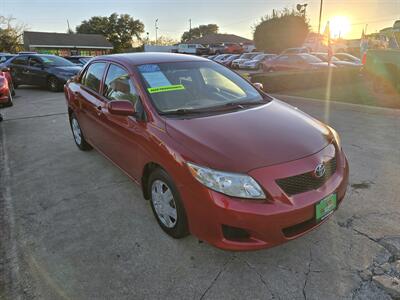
[
  {"xmin": 147, "ymin": 36, "xmax": 179, "ymax": 46},
  {"xmin": 0, "ymin": 16, "xmax": 25, "ymax": 53},
  {"xmin": 253, "ymin": 9, "xmax": 310, "ymax": 53},
  {"xmin": 181, "ymin": 24, "xmax": 219, "ymax": 42},
  {"xmin": 76, "ymin": 13, "xmax": 145, "ymax": 53}
]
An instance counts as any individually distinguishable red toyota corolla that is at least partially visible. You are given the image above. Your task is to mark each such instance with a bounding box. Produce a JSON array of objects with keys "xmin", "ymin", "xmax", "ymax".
[
  {"xmin": 64, "ymin": 53, "xmax": 349, "ymax": 251},
  {"xmin": 0, "ymin": 68, "xmax": 14, "ymax": 107}
]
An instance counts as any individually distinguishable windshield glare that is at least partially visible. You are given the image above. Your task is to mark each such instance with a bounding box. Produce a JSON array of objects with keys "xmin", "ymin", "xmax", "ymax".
[
  {"xmin": 41, "ymin": 55, "xmax": 75, "ymax": 67},
  {"xmin": 137, "ymin": 61, "xmax": 265, "ymax": 114},
  {"xmin": 301, "ymin": 54, "xmax": 323, "ymax": 63}
]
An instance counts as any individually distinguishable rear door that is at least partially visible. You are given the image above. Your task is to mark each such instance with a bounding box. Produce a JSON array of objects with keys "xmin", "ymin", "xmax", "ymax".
[
  {"xmin": 9, "ymin": 56, "xmax": 29, "ymax": 84},
  {"xmin": 76, "ymin": 62, "xmax": 107, "ymax": 147}
]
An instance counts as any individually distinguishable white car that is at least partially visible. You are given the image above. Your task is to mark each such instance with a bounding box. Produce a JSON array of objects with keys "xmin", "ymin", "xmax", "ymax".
[
  {"xmin": 231, "ymin": 52, "xmax": 263, "ymax": 69},
  {"xmin": 239, "ymin": 54, "xmax": 277, "ymax": 70}
]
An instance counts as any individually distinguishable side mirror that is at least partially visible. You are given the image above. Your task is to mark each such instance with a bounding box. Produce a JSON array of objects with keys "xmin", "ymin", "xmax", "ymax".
[
  {"xmin": 253, "ymin": 82, "xmax": 264, "ymax": 91},
  {"xmin": 1, "ymin": 67, "xmax": 10, "ymax": 72},
  {"xmin": 107, "ymin": 100, "xmax": 136, "ymax": 116}
]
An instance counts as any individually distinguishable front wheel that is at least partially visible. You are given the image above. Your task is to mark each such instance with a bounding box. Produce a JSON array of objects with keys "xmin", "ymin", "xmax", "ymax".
[
  {"xmin": 48, "ymin": 76, "xmax": 61, "ymax": 92},
  {"xmin": 148, "ymin": 168, "xmax": 189, "ymax": 239},
  {"xmin": 69, "ymin": 113, "xmax": 92, "ymax": 151}
]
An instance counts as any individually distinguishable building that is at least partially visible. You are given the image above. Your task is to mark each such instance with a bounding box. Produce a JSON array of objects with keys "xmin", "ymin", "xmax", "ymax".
[
  {"xmin": 188, "ymin": 33, "xmax": 253, "ymax": 45},
  {"xmin": 23, "ymin": 31, "xmax": 113, "ymax": 56}
]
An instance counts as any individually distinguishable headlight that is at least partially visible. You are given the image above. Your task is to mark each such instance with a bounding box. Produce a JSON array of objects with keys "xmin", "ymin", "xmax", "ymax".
[
  {"xmin": 187, "ymin": 163, "xmax": 266, "ymax": 199},
  {"xmin": 328, "ymin": 126, "xmax": 341, "ymax": 150}
]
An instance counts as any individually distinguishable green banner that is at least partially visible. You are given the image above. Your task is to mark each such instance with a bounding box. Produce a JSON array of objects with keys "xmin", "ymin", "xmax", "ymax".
[{"xmin": 148, "ymin": 84, "xmax": 185, "ymax": 94}]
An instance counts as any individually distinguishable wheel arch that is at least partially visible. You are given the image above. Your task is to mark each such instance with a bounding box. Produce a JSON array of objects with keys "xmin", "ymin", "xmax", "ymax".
[{"xmin": 141, "ymin": 162, "xmax": 165, "ymax": 200}]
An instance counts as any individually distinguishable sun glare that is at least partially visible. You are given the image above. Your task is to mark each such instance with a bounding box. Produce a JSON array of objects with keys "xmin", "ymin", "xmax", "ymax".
[{"xmin": 329, "ymin": 16, "xmax": 351, "ymax": 38}]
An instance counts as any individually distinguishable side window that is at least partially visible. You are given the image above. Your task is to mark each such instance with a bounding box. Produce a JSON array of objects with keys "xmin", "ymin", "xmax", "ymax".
[
  {"xmin": 81, "ymin": 62, "xmax": 106, "ymax": 93},
  {"xmin": 12, "ymin": 56, "xmax": 28, "ymax": 66},
  {"xmin": 103, "ymin": 64, "xmax": 139, "ymax": 105},
  {"xmin": 29, "ymin": 57, "xmax": 43, "ymax": 68}
]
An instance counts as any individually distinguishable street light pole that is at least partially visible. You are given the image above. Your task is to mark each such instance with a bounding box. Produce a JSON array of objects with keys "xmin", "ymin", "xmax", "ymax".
[
  {"xmin": 189, "ymin": 19, "xmax": 192, "ymax": 41},
  {"xmin": 318, "ymin": 0, "xmax": 323, "ymax": 35},
  {"xmin": 155, "ymin": 19, "xmax": 159, "ymax": 45}
]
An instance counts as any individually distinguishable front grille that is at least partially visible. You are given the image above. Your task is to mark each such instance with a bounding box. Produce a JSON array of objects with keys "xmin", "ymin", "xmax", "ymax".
[{"xmin": 276, "ymin": 157, "xmax": 337, "ymax": 196}]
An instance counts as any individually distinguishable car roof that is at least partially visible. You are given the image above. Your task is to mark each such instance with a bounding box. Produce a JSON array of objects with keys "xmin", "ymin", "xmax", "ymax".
[{"xmin": 95, "ymin": 52, "xmax": 207, "ymax": 66}]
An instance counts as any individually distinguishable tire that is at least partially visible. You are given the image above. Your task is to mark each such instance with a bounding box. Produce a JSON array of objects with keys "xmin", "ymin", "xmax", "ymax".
[
  {"xmin": 69, "ymin": 113, "xmax": 92, "ymax": 151},
  {"xmin": 148, "ymin": 168, "xmax": 189, "ymax": 239},
  {"xmin": 48, "ymin": 76, "xmax": 61, "ymax": 92}
]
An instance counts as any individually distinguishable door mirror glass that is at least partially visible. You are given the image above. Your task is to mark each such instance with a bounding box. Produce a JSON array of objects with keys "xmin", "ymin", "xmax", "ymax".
[{"xmin": 108, "ymin": 100, "xmax": 136, "ymax": 116}]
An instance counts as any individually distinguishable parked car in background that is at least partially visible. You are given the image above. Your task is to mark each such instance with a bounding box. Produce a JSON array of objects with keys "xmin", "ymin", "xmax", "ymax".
[
  {"xmin": 64, "ymin": 56, "xmax": 93, "ymax": 66},
  {"xmin": 281, "ymin": 47, "xmax": 310, "ymax": 55},
  {"xmin": 65, "ymin": 52, "xmax": 348, "ymax": 250},
  {"xmin": 312, "ymin": 52, "xmax": 361, "ymax": 68},
  {"xmin": 4, "ymin": 54, "xmax": 82, "ymax": 92},
  {"xmin": 221, "ymin": 54, "xmax": 240, "ymax": 68},
  {"xmin": 207, "ymin": 55, "xmax": 218, "ymax": 60},
  {"xmin": 177, "ymin": 44, "xmax": 209, "ymax": 55},
  {"xmin": 0, "ymin": 53, "xmax": 16, "ymax": 64},
  {"xmin": 263, "ymin": 54, "xmax": 336, "ymax": 72},
  {"xmin": 213, "ymin": 54, "xmax": 232, "ymax": 63},
  {"xmin": 209, "ymin": 43, "xmax": 243, "ymax": 55},
  {"xmin": 239, "ymin": 54, "xmax": 277, "ymax": 70},
  {"xmin": 231, "ymin": 52, "xmax": 263, "ymax": 69},
  {"xmin": 334, "ymin": 53, "xmax": 362, "ymax": 65},
  {"xmin": 0, "ymin": 67, "xmax": 15, "ymax": 107}
]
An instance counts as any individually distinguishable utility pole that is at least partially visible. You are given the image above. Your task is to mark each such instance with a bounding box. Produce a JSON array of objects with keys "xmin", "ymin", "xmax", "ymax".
[
  {"xmin": 67, "ymin": 19, "xmax": 72, "ymax": 34},
  {"xmin": 318, "ymin": 0, "xmax": 323, "ymax": 35},
  {"xmin": 155, "ymin": 19, "xmax": 159, "ymax": 45},
  {"xmin": 189, "ymin": 19, "xmax": 192, "ymax": 41}
]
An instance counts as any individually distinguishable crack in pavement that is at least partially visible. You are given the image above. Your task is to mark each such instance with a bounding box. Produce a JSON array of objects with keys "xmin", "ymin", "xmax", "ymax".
[
  {"xmin": 302, "ymin": 248, "xmax": 313, "ymax": 300},
  {"xmin": 1, "ymin": 112, "xmax": 67, "ymax": 122},
  {"xmin": 241, "ymin": 258, "xmax": 278, "ymax": 299},
  {"xmin": 199, "ymin": 255, "xmax": 235, "ymax": 300}
]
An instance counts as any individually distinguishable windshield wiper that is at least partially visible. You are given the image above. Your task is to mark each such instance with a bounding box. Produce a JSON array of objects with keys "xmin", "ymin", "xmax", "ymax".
[
  {"xmin": 222, "ymin": 100, "xmax": 266, "ymax": 108},
  {"xmin": 159, "ymin": 108, "xmax": 209, "ymax": 115}
]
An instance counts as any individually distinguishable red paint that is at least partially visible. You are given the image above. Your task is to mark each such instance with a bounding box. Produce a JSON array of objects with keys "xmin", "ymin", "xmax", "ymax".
[
  {"xmin": 65, "ymin": 53, "xmax": 349, "ymax": 251},
  {"xmin": 0, "ymin": 71, "xmax": 12, "ymax": 104}
]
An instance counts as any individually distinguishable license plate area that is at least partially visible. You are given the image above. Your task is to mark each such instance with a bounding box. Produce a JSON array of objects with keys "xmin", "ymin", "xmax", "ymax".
[{"xmin": 315, "ymin": 193, "xmax": 337, "ymax": 221}]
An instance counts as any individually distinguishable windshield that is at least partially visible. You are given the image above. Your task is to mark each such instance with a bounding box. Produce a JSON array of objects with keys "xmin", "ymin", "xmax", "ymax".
[
  {"xmin": 253, "ymin": 54, "xmax": 266, "ymax": 61},
  {"xmin": 137, "ymin": 61, "xmax": 266, "ymax": 114},
  {"xmin": 240, "ymin": 53, "xmax": 256, "ymax": 59},
  {"xmin": 40, "ymin": 55, "xmax": 75, "ymax": 67},
  {"xmin": 300, "ymin": 54, "xmax": 323, "ymax": 63}
]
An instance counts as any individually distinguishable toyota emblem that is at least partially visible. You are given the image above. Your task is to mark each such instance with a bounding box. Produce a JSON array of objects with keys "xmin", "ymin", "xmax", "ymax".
[{"xmin": 314, "ymin": 163, "xmax": 326, "ymax": 178}]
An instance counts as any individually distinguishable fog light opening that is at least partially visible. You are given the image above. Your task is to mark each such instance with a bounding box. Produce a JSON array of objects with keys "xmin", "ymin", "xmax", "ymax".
[{"xmin": 222, "ymin": 224, "xmax": 250, "ymax": 241}]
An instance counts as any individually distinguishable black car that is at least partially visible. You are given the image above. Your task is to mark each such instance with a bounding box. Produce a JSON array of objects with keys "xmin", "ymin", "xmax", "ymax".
[
  {"xmin": 4, "ymin": 54, "xmax": 82, "ymax": 92},
  {"xmin": 64, "ymin": 56, "xmax": 92, "ymax": 66},
  {"xmin": 0, "ymin": 53, "xmax": 16, "ymax": 64}
]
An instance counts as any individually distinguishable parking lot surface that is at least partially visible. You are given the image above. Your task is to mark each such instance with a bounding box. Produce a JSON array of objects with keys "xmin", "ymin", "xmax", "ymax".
[{"xmin": 1, "ymin": 88, "xmax": 399, "ymax": 299}]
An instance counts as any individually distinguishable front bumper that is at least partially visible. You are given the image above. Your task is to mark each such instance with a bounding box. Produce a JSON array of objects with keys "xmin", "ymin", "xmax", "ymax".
[{"xmin": 179, "ymin": 144, "xmax": 349, "ymax": 251}]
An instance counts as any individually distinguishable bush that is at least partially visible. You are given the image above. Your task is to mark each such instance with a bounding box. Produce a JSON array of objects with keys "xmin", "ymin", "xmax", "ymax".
[{"xmin": 251, "ymin": 68, "xmax": 361, "ymax": 93}]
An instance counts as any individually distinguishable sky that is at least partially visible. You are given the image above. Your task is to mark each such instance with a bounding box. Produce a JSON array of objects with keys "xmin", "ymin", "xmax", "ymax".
[{"xmin": 1, "ymin": 0, "xmax": 399, "ymax": 41}]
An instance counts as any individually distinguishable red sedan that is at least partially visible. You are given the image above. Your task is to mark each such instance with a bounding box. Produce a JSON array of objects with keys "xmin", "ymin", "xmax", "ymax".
[
  {"xmin": 0, "ymin": 68, "xmax": 14, "ymax": 107},
  {"xmin": 65, "ymin": 53, "xmax": 349, "ymax": 251}
]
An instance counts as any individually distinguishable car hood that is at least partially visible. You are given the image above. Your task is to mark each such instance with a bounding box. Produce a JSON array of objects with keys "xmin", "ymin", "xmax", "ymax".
[
  {"xmin": 244, "ymin": 60, "xmax": 259, "ymax": 65},
  {"xmin": 165, "ymin": 99, "xmax": 331, "ymax": 173},
  {"xmin": 51, "ymin": 66, "xmax": 82, "ymax": 73}
]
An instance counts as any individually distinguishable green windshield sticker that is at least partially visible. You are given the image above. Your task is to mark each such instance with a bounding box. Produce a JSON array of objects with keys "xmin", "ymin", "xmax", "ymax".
[{"xmin": 148, "ymin": 84, "xmax": 185, "ymax": 94}]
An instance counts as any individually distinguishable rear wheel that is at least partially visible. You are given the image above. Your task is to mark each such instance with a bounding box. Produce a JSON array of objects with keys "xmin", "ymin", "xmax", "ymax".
[
  {"xmin": 148, "ymin": 168, "xmax": 189, "ymax": 239},
  {"xmin": 69, "ymin": 113, "xmax": 92, "ymax": 151}
]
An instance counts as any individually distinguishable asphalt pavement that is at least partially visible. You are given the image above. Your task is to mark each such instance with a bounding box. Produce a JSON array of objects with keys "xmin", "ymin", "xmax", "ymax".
[{"xmin": 1, "ymin": 87, "xmax": 399, "ymax": 299}]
